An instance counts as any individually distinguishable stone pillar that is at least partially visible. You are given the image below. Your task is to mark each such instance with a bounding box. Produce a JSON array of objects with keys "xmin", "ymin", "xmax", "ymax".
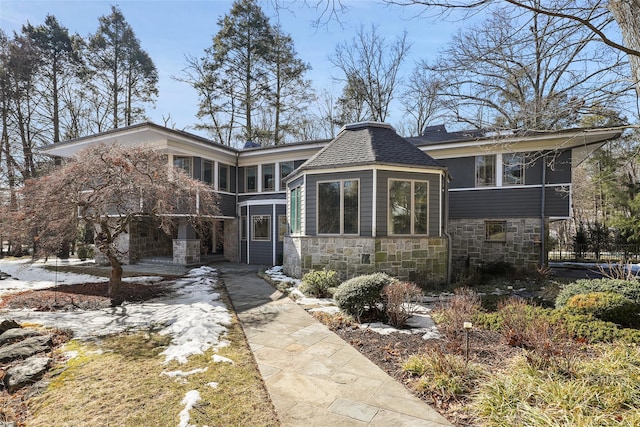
[{"xmin": 173, "ymin": 219, "xmax": 200, "ymax": 265}]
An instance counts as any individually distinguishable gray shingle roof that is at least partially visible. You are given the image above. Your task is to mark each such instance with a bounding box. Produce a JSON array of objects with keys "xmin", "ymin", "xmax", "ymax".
[{"xmin": 298, "ymin": 122, "xmax": 443, "ymax": 171}]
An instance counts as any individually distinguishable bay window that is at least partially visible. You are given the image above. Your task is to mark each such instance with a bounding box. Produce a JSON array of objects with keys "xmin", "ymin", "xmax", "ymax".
[
  {"xmin": 389, "ymin": 179, "xmax": 429, "ymax": 235},
  {"xmin": 317, "ymin": 180, "xmax": 359, "ymax": 235}
]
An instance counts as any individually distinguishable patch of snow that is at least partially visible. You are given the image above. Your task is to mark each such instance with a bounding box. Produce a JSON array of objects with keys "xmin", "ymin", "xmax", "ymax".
[
  {"xmin": 264, "ymin": 265, "xmax": 301, "ymax": 287},
  {"xmin": 0, "ymin": 263, "xmax": 232, "ymax": 365},
  {"xmin": 161, "ymin": 367, "xmax": 208, "ymax": 379},
  {"xmin": 360, "ymin": 306, "xmax": 441, "ymax": 339},
  {"xmin": 207, "ymin": 382, "xmax": 219, "ymax": 389},
  {"xmin": 212, "ymin": 354, "xmax": 234, "ymax": 364},
  {"xmin": 179, "ymin": 390, "xmax": 201, "ymax": 427}
]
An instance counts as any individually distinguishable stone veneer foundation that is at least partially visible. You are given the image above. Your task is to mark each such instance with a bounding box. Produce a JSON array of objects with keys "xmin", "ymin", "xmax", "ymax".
[
  {"xmin": 284, "ymin": 236, "xmax": 448, "ymax": 286},
  {"xmin": 448, "ymin": 217, "xmax": 543, "ymax": 274}
]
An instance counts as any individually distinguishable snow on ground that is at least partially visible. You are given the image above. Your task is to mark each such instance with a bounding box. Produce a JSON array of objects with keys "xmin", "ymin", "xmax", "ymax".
[
  {"xmin": 0, "ymin": 259, "xmax": 234, "ymax": 425},
  {"xmin": 179, "ymin": 390, "xmax": 201, "ymax": 427},
  {"xmin": 0, "ymin": 258, "xmax": 163, "ymax": 296},
  {"xmin": 264, "ymin": 265, "xmax": 441, "ymax": 339},
  {"xmin": 0, "ymin": 260, "xmax": 232, "ymax": 364}
]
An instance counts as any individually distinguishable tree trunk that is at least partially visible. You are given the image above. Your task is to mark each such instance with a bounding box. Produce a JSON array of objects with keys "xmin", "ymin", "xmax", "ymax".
[
  {"xmin": 105, "ymin": 251, "xmax": 124, "ymax": 306},
  {"xmin": 609, "ymin": 0, "xmax": 640, "ymax": 97}
]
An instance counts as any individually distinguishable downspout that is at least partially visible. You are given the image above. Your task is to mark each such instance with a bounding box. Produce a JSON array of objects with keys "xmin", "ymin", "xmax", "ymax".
[
  {"xmin": 235, "ymin": 152, "xmax": 240, "ymax": 263},
  {"xmin": 540, "ymin": 154, "xmax": 547, "ymax": 267},
  {"xmin": 442, "ymin": 172, "xmax": 453, "ymax": 284}
]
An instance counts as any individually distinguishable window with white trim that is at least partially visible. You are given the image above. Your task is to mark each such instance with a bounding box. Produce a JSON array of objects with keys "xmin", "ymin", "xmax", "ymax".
[
  {"xmin": 280, "ymin": 161, "xmax": 294, "ymax": 181},
  {"xmin": 245, "ymin": 166, "xmax": 257, "ymax": 192},
  {"xmin": 202, "ymin": 160, "xmax": 213, "ymax": 185},
  {"xmin": 317, "ymin": 179, "xmax": 359, "ymax": 235},
  {"xmin": 263, "ymin": 163, "xmax": 275, "ymax": 191},
  {"xmin": 219, "ymin": 163, "xmax": 229, "ymax": 191},
  {"xmin": 389, "ymin": 179, "xmax": 429, "ymax": 235},
  {"xmin": 290, "ymin": 186, "xmax": 301, "ymax": 234},
  {"xmin": 503, "ymin": 153, "xmax": 525, "ymax": 185},
  {"xmin": 173, "ymin": 156, "xmax": 193, "ymax": 177},
  {"xmin": 252, "ymin": 215, "xmax": 271, "ymax": 241},
  {"xmin": 475, "ymin": 155, "xmax": 496, "ymax": 187}
]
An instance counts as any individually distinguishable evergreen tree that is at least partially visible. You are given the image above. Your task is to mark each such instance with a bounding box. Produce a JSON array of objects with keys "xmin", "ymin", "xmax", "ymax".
[{"xmin": 87, "ymin": 6, "xmax": 158, "ymax": 130}]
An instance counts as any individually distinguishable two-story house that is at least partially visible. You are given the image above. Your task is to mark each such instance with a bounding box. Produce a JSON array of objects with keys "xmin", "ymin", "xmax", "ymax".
[{"xmin": 42, "ymin": 121, "xmax": 621, "ymax": 284}]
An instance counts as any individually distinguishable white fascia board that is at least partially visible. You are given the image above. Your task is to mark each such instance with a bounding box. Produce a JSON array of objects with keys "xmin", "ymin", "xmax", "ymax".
[
  {"xmin": 236, "ymin": 143, "xmax": 326, "ymax": 166},
  {"xmin": 237, "ymin": 199, "xmax": 287, "ymax": 207},
  {"xmin": 420, "ymin": 129, "xmax": 622, "ymax": 159},
  {"xmin": 301, "ymin": 164, "xmax": 448, "ymax": 177}
]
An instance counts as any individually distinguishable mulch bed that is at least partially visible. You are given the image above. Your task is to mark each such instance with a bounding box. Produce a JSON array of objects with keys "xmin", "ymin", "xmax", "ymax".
[
  {"xmin": 316, "ymin": 314, "xmax": 523, "ymax": 426},
  {"xmin": 0, "ymin": 281, "xmax": 173, "ymax": 311}
]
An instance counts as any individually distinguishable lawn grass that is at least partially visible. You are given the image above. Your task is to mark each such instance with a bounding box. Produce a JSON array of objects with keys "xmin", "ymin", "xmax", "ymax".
[{"xmin": 27, "ymin": 319, "xmax": 278, "ymax": 426}]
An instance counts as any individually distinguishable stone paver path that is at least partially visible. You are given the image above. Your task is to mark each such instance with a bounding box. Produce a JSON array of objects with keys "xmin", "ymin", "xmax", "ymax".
[{"xmin": 221, "ymin": 264, "xmax": 452, "ymax": 426}]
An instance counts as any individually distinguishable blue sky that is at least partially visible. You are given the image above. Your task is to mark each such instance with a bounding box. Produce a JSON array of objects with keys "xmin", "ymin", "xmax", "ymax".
[{"xmin": 0, "ymin": 0, "xmax": 467, "ymax": 135}]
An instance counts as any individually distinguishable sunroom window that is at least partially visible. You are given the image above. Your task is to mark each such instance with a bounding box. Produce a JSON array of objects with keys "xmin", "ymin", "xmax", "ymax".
[
  {"xmin": 290, "ymin": 186, "xmax": 301, "ymax": 234},
  {"xmin": 263, "ymin": 163, "xmax": 275, "ymax": 191},
  {"xmin": 317, "ymin": 180, "xmax": 359, "ymax": 235},
  {"xmin": 245, "ymin": 166, "xmax": 257, "ymax": 192},
  {"xmin": 389, "ymin": 179, "xmax": 429, "ymax": 235},
  {"xmin": 173, "ymin": 156, "xmax": 192, "ymax": 177}
]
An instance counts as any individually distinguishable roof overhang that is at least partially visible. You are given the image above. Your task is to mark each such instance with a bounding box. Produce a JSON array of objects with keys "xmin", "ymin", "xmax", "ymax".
[{"xmin": 419, "ymin": 128, "xmax": 624, "ymax": 159}]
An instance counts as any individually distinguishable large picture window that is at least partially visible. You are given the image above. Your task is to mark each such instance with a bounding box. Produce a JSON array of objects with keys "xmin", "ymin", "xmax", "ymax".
[
  {"xmin": 475, "ymin": 155, "xmax": 496, "ymax": 187},
  {"xmin": 252, "ymin": 215, "xmax": 271, "ymax": 241},
  {"xmin": 290, "ymin": 186, "xmax": 301, "ymax": 234},
  {"xmin": 245, "ymin": 166, "xmax": 257, "ymax": 192},
  {"xmin": 389, "ymin": 179, "xmax": 429, "ymax": 235},
  {"xmin": 317, "ymin": 180, "xmax": 359, "ymax": 235},
  {"xmin": 503, "ymin": 153, "xmax": 525, "ymax": 185},
  {"xmin": 263, "ymin": 163, "xmax": 275, "ymax": 191}
]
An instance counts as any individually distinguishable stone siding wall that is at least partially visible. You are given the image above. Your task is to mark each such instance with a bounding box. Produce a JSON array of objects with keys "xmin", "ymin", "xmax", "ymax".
[
  {"xmin": 129, "ymin": 218, "xmax": 173, "ymax": 262},
  {"xmin": 223, "ymin": 219, "xmax": 239, "ymax": 263},
  {"xmin": 173, "ymin": 239, "xmax": 201, "ymax": 265},
  {"xmin": 284, "ymin": 236, "xmax": 447, "ymax": 286},
  {"xmin": 448, "ymin": 218, "xmax": 542, "ymax": 275}
]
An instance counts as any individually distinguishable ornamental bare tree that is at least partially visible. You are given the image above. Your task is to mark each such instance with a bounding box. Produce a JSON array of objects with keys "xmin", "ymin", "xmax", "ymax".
[
  {"xmin": 331, "ymin": 25, "xmax": 411, "ymax": 122},
  {"xmin": 15, "ymin": 144, "xmax": 219, "ymax": 305},
  {"xmin": 424, "ymin": 5, "xmax": 632, "ymax": 130}
]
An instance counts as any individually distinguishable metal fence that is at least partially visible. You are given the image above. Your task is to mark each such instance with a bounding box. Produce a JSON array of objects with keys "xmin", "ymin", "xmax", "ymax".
[{"xmin": 548, "ymin": 244, "xmax": 640, "ymax": 262}]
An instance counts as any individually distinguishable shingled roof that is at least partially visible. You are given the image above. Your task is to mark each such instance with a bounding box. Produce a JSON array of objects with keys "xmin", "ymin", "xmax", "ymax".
[{"xmin": 297, "ymin": 122, "xmax": 443, "ymax": 172}]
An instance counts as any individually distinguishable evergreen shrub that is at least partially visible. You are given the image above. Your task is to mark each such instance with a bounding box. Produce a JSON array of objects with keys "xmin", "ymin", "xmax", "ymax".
[
  {"xmin": 564, "ymin": 292, "xmax": 640, "ymax": 328},
  {"xmin": 299, "ymin": 269, "xmax": 341, "ymax": 298},
  {"xmin": 333, "ymin": 272, "xmax": 395, "ymax": 321}
]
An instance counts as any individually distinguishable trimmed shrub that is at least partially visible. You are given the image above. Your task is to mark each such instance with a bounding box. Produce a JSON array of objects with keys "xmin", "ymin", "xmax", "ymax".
[
  {"xmin": 382, "ymin": 281, "xmax": 423, "ymax": 328},
  {"xmin": 299, "ymin": 269, "xmax": 341, "ymax": 298},
  {"xmin": 564, "ymin": 292, "xmax": 640, "ymax": 327},
  {"xmin": 333, "ymin": 273, "xmax": 395, "ymax": 321},
  {"xmin": 555, "ymin": 278, "xmax": 640, "ymax": 308}
]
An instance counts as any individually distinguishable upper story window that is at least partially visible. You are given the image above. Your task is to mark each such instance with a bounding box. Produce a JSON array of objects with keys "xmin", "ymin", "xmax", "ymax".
[
  {"xmin": 263, "ymin": 163, "xmax": 275, "ymax": 191},
  {"xmin": 389, "ymin": 179, "xmax": 429, "ymax": 235},
  {"xmin": 174, "ymin": 156, "xmax": 192, "ymax": 177},
  {"xmin": 202, "ymin": 160, "xmax": 213, "ymax": 185},
  {"xmin": 317, "ymin": 180, "xmax": 359, "ymax": 235},
  {"xmin": 219, "ymin": 163, "xmax": 229, "ymax": 191},
  {"xmin": 475, "ymin": 155, "xmax": 496, "ymax": 187},
  {"xmin": 245, "ymin": 166, "xmax": 257, "ymax": 192},
  {"xmin": 503, "ymin": 153, "xmax": 525, "ymax": 185},
  {"xmin": 280, "ymin": 162, "xmax": 293, "ymax": 190}
]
